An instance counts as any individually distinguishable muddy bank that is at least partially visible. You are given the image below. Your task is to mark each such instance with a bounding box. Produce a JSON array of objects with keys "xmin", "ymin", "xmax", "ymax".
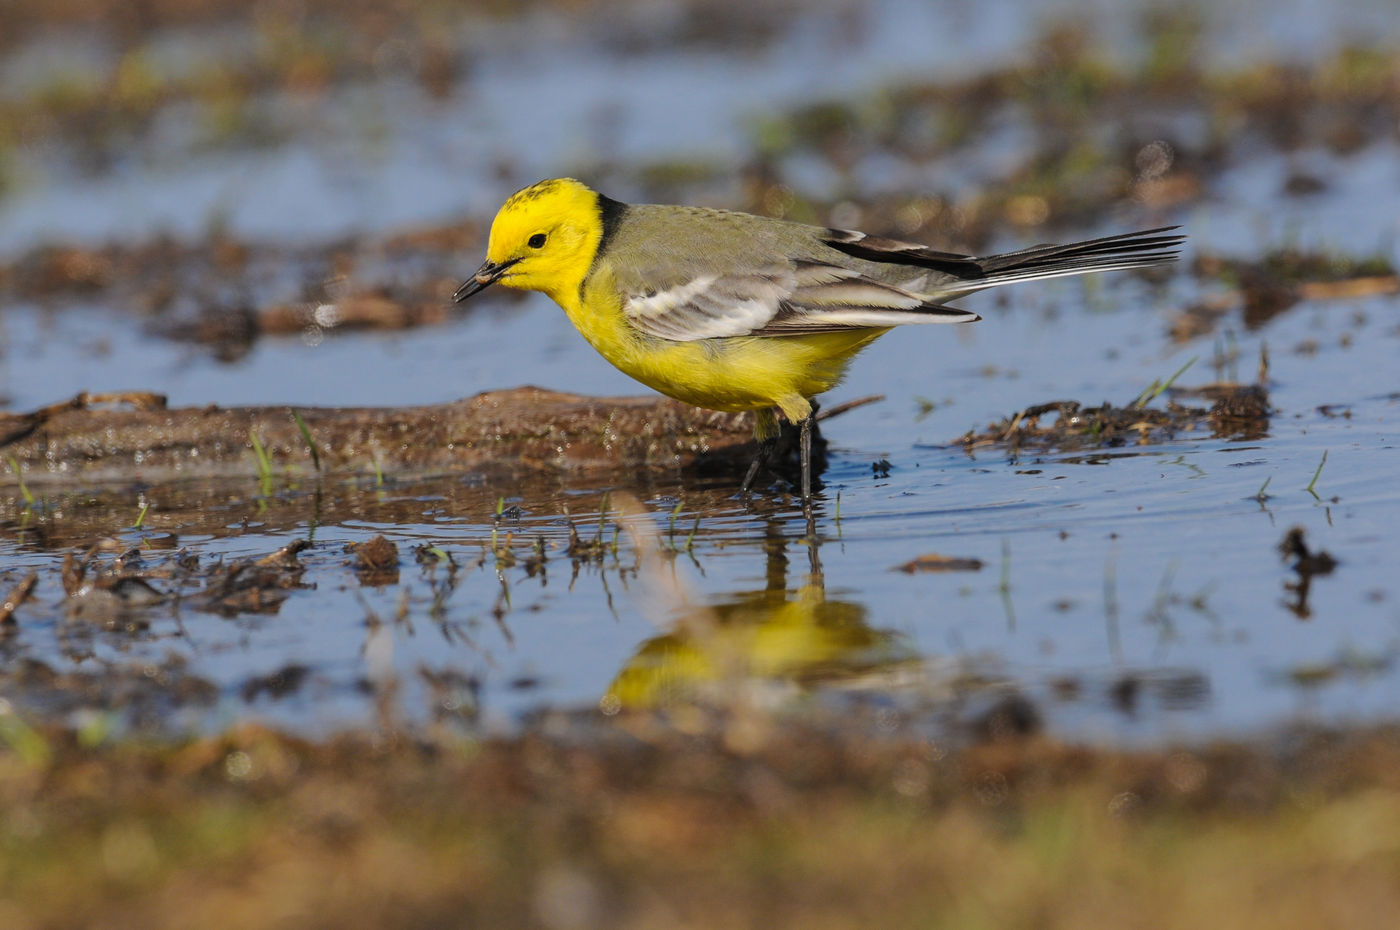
[{"xmin": 0, "ymin": 388, "xmax": 755, "ymax": 486}]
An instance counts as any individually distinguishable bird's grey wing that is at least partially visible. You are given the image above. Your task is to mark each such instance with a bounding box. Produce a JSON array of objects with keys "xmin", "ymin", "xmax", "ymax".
[{"xmin": 619, "ymin": 260, "xmax": 979, "ymax": 343}]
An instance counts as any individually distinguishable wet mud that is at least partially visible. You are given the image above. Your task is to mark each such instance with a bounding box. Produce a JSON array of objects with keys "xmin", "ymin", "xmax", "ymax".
[{"xmin": 0, "ymin": 388, "xmax": 754, "ymax": 485}]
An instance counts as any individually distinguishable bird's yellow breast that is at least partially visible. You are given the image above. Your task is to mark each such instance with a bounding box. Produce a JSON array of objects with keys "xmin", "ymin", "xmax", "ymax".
[{"xmin": 562, "ymin": 269, "xmax": 887, "ymax": 423}]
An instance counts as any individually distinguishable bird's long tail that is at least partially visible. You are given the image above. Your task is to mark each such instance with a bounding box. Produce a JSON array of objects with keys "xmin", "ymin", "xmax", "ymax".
[{"xmin": 933, "ymin": 226, "xmax": 1185, "ymax": 299}]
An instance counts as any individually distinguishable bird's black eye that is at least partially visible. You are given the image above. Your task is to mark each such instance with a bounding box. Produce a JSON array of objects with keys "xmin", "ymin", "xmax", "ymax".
[{"xmin": 528, "ymin": 233, "xmax": 547, "ymax": 249}]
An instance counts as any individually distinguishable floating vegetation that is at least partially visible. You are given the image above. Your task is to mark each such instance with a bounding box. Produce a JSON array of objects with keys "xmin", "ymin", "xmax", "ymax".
[{"xmin": 958, "ymin": 381, "xmax": 1271, "ymax": 457}]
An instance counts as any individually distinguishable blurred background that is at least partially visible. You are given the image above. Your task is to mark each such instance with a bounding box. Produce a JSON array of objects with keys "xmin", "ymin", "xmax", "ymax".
[{"xmin": 1, "ymin": 0, "xmax": 1397, "ymax": 410}]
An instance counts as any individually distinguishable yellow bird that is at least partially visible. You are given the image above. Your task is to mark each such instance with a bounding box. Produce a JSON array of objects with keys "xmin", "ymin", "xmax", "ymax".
[{"xmin": 455, "ymin": 178, "xmax": 1182, "ymax": 499}]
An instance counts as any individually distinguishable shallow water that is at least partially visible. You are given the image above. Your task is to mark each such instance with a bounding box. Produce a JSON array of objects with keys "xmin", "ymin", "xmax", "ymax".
[
  {"xmin": 1, "ymin": 0, "xmax": 1399, "ymax": 745},
  {"xmin": 2, "ymin": 262, "xmax": 1395, "ymax": 743}
]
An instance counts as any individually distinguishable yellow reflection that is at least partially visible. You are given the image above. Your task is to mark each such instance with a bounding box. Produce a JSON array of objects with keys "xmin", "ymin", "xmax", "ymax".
[{"xmin": 604, "ymin": 505, "xmax": 913, "ymax": 709}]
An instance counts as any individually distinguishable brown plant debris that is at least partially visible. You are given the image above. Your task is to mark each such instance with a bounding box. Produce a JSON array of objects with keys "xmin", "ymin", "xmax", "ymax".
[
  {"xmin": 0, "ymin": 572, "xmax": 38, "ymax": 630},
  {"xmin": 255, "ymin": 539, "xmax": 311, "ymax": 570},
  {"xmin": 893, "ymin": 553, "xmax": 985, "ymax": 573},
  {"xmin": 349, "ymin": 534, "xmax": 401, "ymax": 586},
  {"xmin": 197, "ymin": 547, "xmax": 311, "ymax": 616},
  {"xmin": 1278, "ymin": 525, "xmax": 1338, "ymax": 621},
  {"xmin": 1279, "ymin": 526, "xmax": 1338, "ymax": 577},
  {"xmin": 958, "ymin": 382, "xmax": 1270, "ymax": 456},
  {"xmin": 61, "ymin": 543, "xmax": 169, "ymax": 630}
]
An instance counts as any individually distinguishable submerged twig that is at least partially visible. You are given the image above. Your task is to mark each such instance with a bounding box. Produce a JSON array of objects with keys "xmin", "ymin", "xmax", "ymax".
[{"xmin": 816, "ymin": 394, "xmax": 885, "ymax": 421}]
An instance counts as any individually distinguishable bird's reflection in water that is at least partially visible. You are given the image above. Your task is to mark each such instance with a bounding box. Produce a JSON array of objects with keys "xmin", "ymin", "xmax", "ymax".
[{"xmin": 605, "ymin": 508, "xmax": 916, "ymax": 709}]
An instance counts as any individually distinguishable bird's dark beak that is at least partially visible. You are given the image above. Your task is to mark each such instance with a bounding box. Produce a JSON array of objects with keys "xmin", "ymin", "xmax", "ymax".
[{"xmin": 453, "ymin": 257, "xmax": 520, "ymax": 302}]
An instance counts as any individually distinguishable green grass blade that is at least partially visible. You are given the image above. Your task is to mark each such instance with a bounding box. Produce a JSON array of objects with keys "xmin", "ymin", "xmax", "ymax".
[
  {"xmin": 1134, "ymin": 356, "xmax": 1198, "ymax": 409},
  {"xmin": 1306, "ymin": 450, "xmax": 1328, "ymax": 497},
  {"xmin": 7, "ymin": 456, "xmax": 33, "ymax": 508},
  {"xmin": 292, "ymin": 410, "xmax": 321, "ymax": 472}
]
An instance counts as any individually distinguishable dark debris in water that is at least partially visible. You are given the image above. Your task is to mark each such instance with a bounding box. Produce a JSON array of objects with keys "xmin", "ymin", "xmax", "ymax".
[
  {"xmin": 241, "ymin": 663, "xmax": 313, "ymax": 702},
  {"xmin": 62, "ymin": 542, "xmax": 170, "ymax": 630},
  {"xmin": 199, "ymin": 545, "xmax": 310, "ymax": 616},
  {"xmin": 1279, "ymin": 526, "xmax": 1338, "ymax": 621},
  {"xmin": 347, "ymin": 534, "xmax": 400, "ymax": 587},
  {"xmin": 893, "ymin": 553, "xmax": 985, "ymax": 573},
  {"xmin": 958, "ymin": 382, "xmax": 1270, "ymax": 457},
  {"xmin": 55, "ymin": 534, "xmax": 311, "ymax": 623},
  {"xmin": 1279, "ymin": 526, "xmax": 1338, "ymax": 576},
  {"xmin": 0, "ymin": 571, "xmax": 38, "ymax": 631}
]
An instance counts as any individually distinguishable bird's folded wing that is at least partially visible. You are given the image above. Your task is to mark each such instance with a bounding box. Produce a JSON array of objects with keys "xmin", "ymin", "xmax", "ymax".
[{"xmin": 621, "ymin": 260, "xmax": 978, "ymax": 342}]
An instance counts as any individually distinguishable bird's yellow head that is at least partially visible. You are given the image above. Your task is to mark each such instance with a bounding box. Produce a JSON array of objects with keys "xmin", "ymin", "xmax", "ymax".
[{"xmin": 453, "ymin": 178, "xmax": 609, "ymax": 305}]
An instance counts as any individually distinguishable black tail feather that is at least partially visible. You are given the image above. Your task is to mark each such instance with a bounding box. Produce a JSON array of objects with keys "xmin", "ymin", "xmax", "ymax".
[{"xmin": 976, "ymin": 226, "xmax": 1186, "ymax": 274}]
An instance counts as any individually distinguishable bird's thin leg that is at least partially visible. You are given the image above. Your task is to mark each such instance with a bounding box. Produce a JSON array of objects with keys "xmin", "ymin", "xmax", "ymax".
[
  {"xmin": 741, "ymin": 408, "xmax": 782, "ymax": 500},
  {"xmin": 740, "ymin": 438, "xmax": 775, "ymax": 498},
  {"xmin": 804, "ymin": 508, "xmax": 823, "ymax": 579},
  {"xmin": 800, "ymin": 414, "xmax": 814, "ymax": 503}
]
